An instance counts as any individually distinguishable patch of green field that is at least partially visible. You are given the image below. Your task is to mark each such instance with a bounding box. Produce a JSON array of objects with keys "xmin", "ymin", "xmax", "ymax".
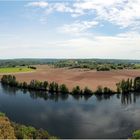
[
  {"xmin": 133, "ymin": 64, "xmax": 140, "ymax": 69},
  {"xmin": 0, "ymin": 67, "xmax": 34, "ymax": 73}
]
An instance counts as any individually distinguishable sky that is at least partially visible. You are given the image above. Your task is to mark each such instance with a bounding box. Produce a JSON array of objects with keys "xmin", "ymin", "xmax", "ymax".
[{"xmin": 0, "ymin": 0, "xmax": 140, "ymax": 59}]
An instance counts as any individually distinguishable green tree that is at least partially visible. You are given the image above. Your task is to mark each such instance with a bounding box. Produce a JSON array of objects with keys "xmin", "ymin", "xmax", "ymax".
[
  {"xmin": 43, "ymin": 81, "xmax": 48, "ymax": 90},
  {"xmin": 134, "ymin": 77, "xmax": 140, "ymax": 91},
  {"xmin": 22, "ymin": 82, "xmax": 28, "ymax": 89},
  {"xmin": 72, "ymin": 86, "xmax": 82, "ymax": 94},
  {"xmin": 83, "ymin": 87, "xmax": 93, "ymax": 95},
  {"xmin": 49, "ymin": 82, "xmax": 55, "ymax": 93},
  {"xmin": 95, "ymin": 86, "xmax": 103, "ymax": 94},
  {"xmin": 59, "ymin": 84, "xmax": 69, "ymax": 94}
]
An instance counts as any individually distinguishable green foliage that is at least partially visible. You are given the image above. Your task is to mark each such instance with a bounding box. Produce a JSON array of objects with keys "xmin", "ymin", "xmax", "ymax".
[
  {"xmin": 54, "ymin": 59, "xmax": 139, "ymax": 71},
  {"xmin": 83, "ymin": 87, "xmax": 93, "ymax": 95},
  {"xmin": 133, "ymin": 64, "xmax": 140, "ymax": 69},
  {"xmin": 95, "ymin": 86, "xmax": 103, "ymax": 94},
  {"xmin": 103, "ymin": 87, "xmax": 113, "ymax": 94},
  {"xmin": 96, "ymin": 65, "xmax": 110, "ymax": 71},
  {"xmin": 22, "ymin": 82, "xmax": 28, "ymax": 88},
  {"xmin": 12, "ymin": 123, "xmax": 51, "ymax": 139},
  {"xmin": 43, "ymin": 81, "xmax": 49, "ymax": 90},
  {"xmin": 116, "ymin": 78, "xmax": 134, "ymax": 93},
  {"xmin": 49, "ymin": 82, "xmax": 59, "ymax": 93},
  {"xmin": 134, "ymin": 77, "xmax": 140, "ymax": 91},
  {"xmin": 0, "ymin": 112, "xmax": 5, "ymax": 117},
  {"xmin": 0, "ymin": 67, "xmax": 34, "ymax": 73},
  {"xmin": 1, "ymin": 75, "xmax": 18, "ymax": 86},
  {"xmin": 0, "ymin": 115, "xmax": 16, "ymax": 139},
  {"xmin": 72, "ymin": 86, "xmax": 83, "ymax": 95},
  {"xmin": 132, "ymin": 130, "xmax": 140, "ymax": 139},
  {"xmin": 28, "ymin": 66, "xmax": 37, "ymax": 70},
  {"xmin": 59, "ymin": 84, "xmax": 69, "ymax": 94},
  {"xmin": 1, "ymin": 74, "xmax": 140, "ymax": 96}
]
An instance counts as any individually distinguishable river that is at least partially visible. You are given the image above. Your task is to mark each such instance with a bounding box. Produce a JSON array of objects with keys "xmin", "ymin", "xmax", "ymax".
[{"xmin": 0, "ymin": 84, "xmax": 140, "ymax": 138}]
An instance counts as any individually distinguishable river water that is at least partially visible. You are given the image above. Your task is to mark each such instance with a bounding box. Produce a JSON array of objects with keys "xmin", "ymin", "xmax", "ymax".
[{"xmin": 0, "ymin": 84, "xmax": 140, "ymax": 138}]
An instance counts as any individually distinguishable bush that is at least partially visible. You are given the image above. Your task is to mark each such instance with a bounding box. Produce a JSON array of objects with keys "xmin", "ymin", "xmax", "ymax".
[
  {"xmin": 0, "ymin": 112, "xmax": 5, "ymax": 117},
  {"xmin": 96, "ymin": 65, "xmax": 110, "ymax": 71},
  {"xmin": 13, "ymin": 123, "xmax": 50, "ymax": 139},
  {"xmin": 132, "ymin": 130, "xmax": 140, "ymax": 139},
  {"xmin": 59, "ymin": 84, "xmax": 69, "ymax": 94},
  {"xmin": 95, "ymin": 86, "xmax": 103, "ymax": 94},
  {"xmin": 83, "ymin": 87, "xmax": 93, "ymax": 95},
  {"xmin": 103, "ymin": 87, "xmax": 113, "ymax": 94},
  {"xmin": 72, "ymin": 86, "xmax": 82, "ymax": 94}
]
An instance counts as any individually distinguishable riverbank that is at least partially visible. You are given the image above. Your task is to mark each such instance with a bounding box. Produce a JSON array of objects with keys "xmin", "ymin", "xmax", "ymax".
[
  {"xmin": 1, "ymin": 74, "xmax": 140, "ymax": 95},
  {"xmin": 0, "ymin": 112, "xmax": 56, "ymax": 139}
]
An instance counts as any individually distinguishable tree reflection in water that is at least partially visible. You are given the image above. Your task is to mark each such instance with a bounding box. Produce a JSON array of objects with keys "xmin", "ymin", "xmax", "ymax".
[
  {"xmin": 1, "ymin": 84, "xmax": 140, "ymax": 104},
  {"xmin": 121, "ymin": 93, "xmax": 137, "ymax": 105}
]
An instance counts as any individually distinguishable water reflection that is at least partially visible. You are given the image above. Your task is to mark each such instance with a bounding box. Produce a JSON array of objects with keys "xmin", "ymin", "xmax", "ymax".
[
  {"xmin": 1, "ymin": 84, "xmax": 140, "ymax": 104},
  {"xmin": 1, "ymin": 84, "xmax": 69, "ymax": 102},
  {"xmin": 1, "ymin": 84, "xmax": 140, "ymax": 138},
  {"xmin": 1, "ymin": 84, "xmax": 17, "ymax": 95},
  {"xmin": 95, "ymin": 93, "xmax": 114, "ymax": 101}
]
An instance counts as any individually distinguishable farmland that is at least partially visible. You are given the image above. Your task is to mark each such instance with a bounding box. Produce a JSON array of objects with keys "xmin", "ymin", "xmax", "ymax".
[
  {"xmin": 1, "ymin": 65, "xmax": 140, "ymax": 91},
  {"xmin": 0, "ymin": 67, "xmax": 35, "ymax": 73}
]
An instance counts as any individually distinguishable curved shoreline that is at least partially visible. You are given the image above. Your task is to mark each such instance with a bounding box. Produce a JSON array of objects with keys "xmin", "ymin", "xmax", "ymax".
[{"xmin": 1, "ymin": 74, "xmax": 140, "ymax": 95}]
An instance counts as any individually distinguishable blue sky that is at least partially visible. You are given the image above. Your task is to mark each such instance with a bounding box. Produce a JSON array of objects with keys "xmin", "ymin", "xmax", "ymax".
[{"xmin": 0, "ymin": 0, "xmax": 140, "ymax": 59}]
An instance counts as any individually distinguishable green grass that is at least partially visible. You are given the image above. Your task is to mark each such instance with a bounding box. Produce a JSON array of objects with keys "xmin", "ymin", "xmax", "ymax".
[
  {"xmin": 0, "ymin": 67, "xmax": 34, "ymax": 73},
  {"xmin": 0, "ymin": 112, "xmax": 5, "ymax": 117},
  {"xmin": 134, "ymin": 64, "xmax": 140, "ymax": 69}
]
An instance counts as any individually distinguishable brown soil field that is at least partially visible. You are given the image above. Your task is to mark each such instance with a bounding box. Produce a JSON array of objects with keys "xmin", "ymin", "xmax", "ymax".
[{"xmin": 0, "ymin": 65, "xmax": 140, "ymax": 91}]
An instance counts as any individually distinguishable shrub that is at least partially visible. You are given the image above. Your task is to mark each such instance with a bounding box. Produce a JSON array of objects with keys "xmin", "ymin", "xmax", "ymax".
[
  {"xmin": 59, "ymin": 84, "xmax": 69, "ymax": 94},
  {"xmin": 72, "ymin": 86, "xmax": 82, "ymax": 94},
  {"xmin": 83, "ymin": 87, "xmax": 93, "ymax": 95},
  {"xmin": 132, "ymin": 130, "xmax": 140, "ymax": 139}
]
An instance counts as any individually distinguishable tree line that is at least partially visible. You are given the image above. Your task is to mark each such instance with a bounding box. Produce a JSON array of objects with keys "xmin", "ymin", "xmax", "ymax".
[
  {"xmin": 1, "ymin": 75, "xmax": 140, "ymax": 95},
  {"xmin": 116, "ymin": 77, "xmax": 140, "ymax": 93},
  {"xmin": 54, "ymin": 59, "xmax": 140, "ymax": 71}
]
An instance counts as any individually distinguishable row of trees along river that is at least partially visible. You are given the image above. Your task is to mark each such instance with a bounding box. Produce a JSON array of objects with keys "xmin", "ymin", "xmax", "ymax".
[{"xmin": 1, "ymin": 75, "xmax": 140, "ymax": 95}]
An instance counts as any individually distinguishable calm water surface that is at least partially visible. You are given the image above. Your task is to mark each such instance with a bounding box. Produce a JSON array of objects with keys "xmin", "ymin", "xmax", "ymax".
[{"xmin": 0, "ymin": 84, "xmax": 140, "ymax": 138}]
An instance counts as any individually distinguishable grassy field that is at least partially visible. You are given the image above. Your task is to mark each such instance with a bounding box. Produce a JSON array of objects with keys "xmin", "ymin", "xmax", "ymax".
[{"xmin": 0, "ymin": 67, "xmax": 34, "ymax": 73}]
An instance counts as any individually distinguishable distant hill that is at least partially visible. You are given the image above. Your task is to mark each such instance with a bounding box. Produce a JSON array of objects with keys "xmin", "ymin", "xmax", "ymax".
[{"xmin": 0, "ymin": 58, "xmax": 140, "ymax": 68}]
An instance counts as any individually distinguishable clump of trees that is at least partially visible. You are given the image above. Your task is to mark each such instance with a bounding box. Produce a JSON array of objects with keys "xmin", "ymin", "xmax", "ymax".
[
  {"xmin": 54, "ymin": 59, "xmax": 140, "ymax": 71},
  {"xmin": 116, "ymin": 77, "xmax": 140, "ymax": 93},
  {"xmin": 96, "ymin": 65, "xmax": 110, "ymax": 71},
  {"xmin": 28, "ymin": 66, "xmax": 37, "ymax": 70},
  {"xmin": 134, "ymin": 77, "xmax": 140, "ymax": 91},
  {"xmin": 1, "ymin": 75, "xmax": 18, "ymax": 87},
  {"xmin": 59, "ymin": 84, "xmax": 69, "ymax": 94},
  {"xmin": 1, "ymin": 75, "xmax": 140, "ymax": 95},
  {"xmin": 1, "ymin": 75, "xmax": 69, "ymax": 94}
]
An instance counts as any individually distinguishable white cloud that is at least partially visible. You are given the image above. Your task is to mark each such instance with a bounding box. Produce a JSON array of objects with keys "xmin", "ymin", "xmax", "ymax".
[
  {"xmin": 45, "ymin": 31, "xmax": 140, "ymax": 59},
  {"xmin": 20, "ymin": 1, "xmax": 140, "ymax": 59},
  {"xmin": 60, "ymin": 20, "xmax": 98, "ymax": 34},
  {"xmin": 1, "ymin": 31, "xmax": 140, "ymax": 59},
  {"xmin": 26, "ymin": 0, "xmax": 140, "ymax": 29},
  {"xmin": 30, "ymin": 0, "xmax": 140, "ymax": 29},
  {"xmin": 27, "ymin": 1, "xmax": 48, "ymax": 8},
  {"xmin": 72, "ymin": 0, "xmax": 140, "ymax": 28}
]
